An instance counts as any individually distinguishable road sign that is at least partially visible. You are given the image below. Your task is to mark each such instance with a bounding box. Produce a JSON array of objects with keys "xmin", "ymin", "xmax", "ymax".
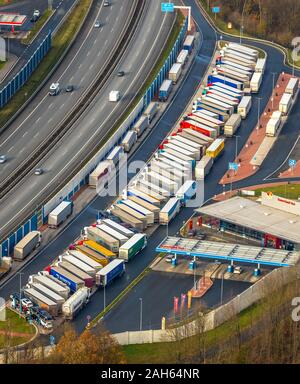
[
  {"xmin": 229, "ymin": 162, "xmax": 238, "ymax": 171},
  {"xmin": 289, "ymin": 159, "xmax": 297, "ymax": 168},
  {"xmin": 161, "ymin": 3, "xmax": 174, "ymax": 12},
  {"xmin": 212, "ymin": 6, "xmax": 220, "ymax": 13}
]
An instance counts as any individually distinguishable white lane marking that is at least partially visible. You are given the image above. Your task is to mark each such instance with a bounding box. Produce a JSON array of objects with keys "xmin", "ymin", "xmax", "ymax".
[
  {"xmin": 7, "ymin": 146, "xmax": 14, "ymax": 153},
  {"xmin": 59, "ymin": 103, "xmax": 65, "ymax": 110},
  {"xmin": 22, "ymin": 131, "xmax": 28, "ymax": 138}
]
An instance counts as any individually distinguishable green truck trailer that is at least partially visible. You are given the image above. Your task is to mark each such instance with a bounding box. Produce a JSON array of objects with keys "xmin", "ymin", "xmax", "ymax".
[{"xmin": 118, "ymin": 234, "xmax": 147, "ymax": 262}]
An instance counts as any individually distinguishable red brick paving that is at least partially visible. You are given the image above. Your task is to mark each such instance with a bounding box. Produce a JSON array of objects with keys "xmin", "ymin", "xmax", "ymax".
[
  {"xmin": 279, "ymin": 161, "xmax": 300, "ymax": 178},
  {"xmin": 220, "ymin": 73, "xmax": 297, "ymax": 185}
]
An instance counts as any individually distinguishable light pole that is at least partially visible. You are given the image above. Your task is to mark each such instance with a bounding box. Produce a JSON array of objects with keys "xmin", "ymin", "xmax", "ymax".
[
  {"xmin": 234, "ymin": 135, "xmax": 240, "ymax": 160},
  {"xmin": 220, "ymin": 270, "xmax": 224, "ymax": 305},
  {"xmin": 257, "ymin": 97, "xmax": 262, "ymax": 132},
  {"xmin": 240, "ymin": 0, "xmax": 248, "ymax": 44},
  {"xmin": 19, "ymin": 272, "xmax": 23, "ymax": 317},
  {"xmin": 139, "ymin": 298, "xmax": 143, "ymax": 331}
]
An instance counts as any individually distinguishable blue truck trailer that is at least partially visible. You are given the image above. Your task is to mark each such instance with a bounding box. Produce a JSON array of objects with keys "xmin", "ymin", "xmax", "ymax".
[
  {"xmin": 207, "ymin": 74, "xmax": 244, "ymax": 90},
  {"xmin": 95, "ymin": 259, "xmax": 125, "ymax": 287},
  {"xmin": 159, "ymin": 79, "xmax": 173, "ymax": 101},
  {"xmin": 49, "ymin": 266, "xmax": 84, "ymax": 293}
]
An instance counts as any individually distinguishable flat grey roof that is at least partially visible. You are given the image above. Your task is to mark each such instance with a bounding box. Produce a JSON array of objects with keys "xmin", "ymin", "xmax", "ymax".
[
  {"xmin": 156, "ymin": 236, "xmax": 299, "ymax": 266},
  {"xmin": 196, "ymin": 196, "xmax": 300, "ymax": 244}
]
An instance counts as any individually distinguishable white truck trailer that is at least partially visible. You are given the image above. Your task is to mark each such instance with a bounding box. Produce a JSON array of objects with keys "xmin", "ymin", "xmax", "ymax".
[
  {"xmin": 285, "ymin": 78, "xmax": 299, "ymax": 96},
  {"xmin": 97, "ymin": 223, "xmax": 129, "ymax": 245},
  {"xmin": 62, "ymin": 287, "xmax": 90, "ymax": 320},
  {"xmin": 168, "ymin": 63, "xmax": 182, "ymax": 84},
  {"xmin": 144, "ymin": 102, "xmax": 159, "ymax": 123},
  {"xmin": 195, "ymin": 156, "xmax": 213, "ymax": 180},
  {"xmin": 250, "ymin": 72, "xmax": 263, "ymax": 93},
  {"xmin": 224, "ymin": 114, "xmax": 242, "ymax": 137},
  {"xmin": 120, "ymin": 200, "xmax": 154, "ymax": 226},
  {"xmin": 67, "ymin": 250, "xmax": 103, "ymax": 271},
  {"xmin": 121, "ymin": 131, "xmax": 137, "ymax": 152},
  {"xmin": 14, "ymin": 231, "xmax": 41, "ymax": 261},
  {"xmin": 101, "ymin": 218, "xmax": 135, "ymax": 238},
  {"xmin": 176, "ymin": 49, "xmax": 189, "ymax": 66},
  {"xmin": 128, "ymin": 195, "xmax": 160, "ymax": 222},
  {"xmin": 106, "ymin": 146, "xmax": 124, "ymax": 165},
  {"xmin": 133, "ymin": 115, "xmax": 149, "ymax": 137},
  {"xmin": 48, "ymin": 201, "xmax": 73, "ymax": 228},
  {"xmin": 84, "ymin": 226, "xmax": 119, "ymax": 253},
  {"xmin": 279, "ymin": 93, "xmax": 293, "ymax": 115},
  {"xmin": 58, "ymin": 254, "xmax": 96, "ymax": 277},
  {"xmin": 238, "ymin": 96, "xmax": 252, "ymax": 118},
  {"xmin": 89, "ymin": 160, "xmax": 112, "ymax": 188},
  {"xmin": 175, "ymin": 180, "xmax": 197, "ymax": 205},
  {"xmin": 110, "ymin": 207, "xmax": 144, "ymax": 232},
  {"xmin": 29, "ymin": 274, "xmax": 70, "ymax": 300},
  {"xmin": 118, "ymin": 234, "xmax": 147, "ymax": 262}
]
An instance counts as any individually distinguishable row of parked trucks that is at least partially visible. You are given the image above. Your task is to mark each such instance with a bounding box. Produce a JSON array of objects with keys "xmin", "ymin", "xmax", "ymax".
[{"xmin": 158, "ymin": 35, "xmax": 195, "ymax": 101}]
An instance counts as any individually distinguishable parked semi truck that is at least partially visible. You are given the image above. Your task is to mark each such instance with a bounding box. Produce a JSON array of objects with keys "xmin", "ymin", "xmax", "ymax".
[
  {"xmin": 176, "ymin": 49, "xmax": 189, "ymax": 66},
  {"xmin": 101, "ymin": 218, "xmax": 135, "ymax": 238},
  {"xmin": 159, "ymin": 79, "xmax": 173, "ymax": 101},
  {"xmin": 159, "ymin": 197, "xmax": 181, "ymax": 225},
  {"xmin": 120, "ymin": 200, "xmax": 154, "ymax": 226},
  {"xmin": 168, "ymin": 63, "xmax": 182, "ymax": 84},
  {"xmin": 121, "ymin": 130, "xmax": 137, "ymax": 152},
  {"xmin": 56, "ymin": 261, "xmax": 94, "ymax": 288},
  {"xmin": 144, "ymin": 102, "xmax": 159, "ymax": 123},
  {"xmin": 116, "ymin": 203, "xmax": 148, "ymax": 229},
  {"xmin": 81, "ymin": 239, "xmax": 115, "ymax": 259},
  {"xmin": 250, "ymin": 72, "xmax": 263, "ymax": 93},
  {"xmin": 119, "ymin": 234, "xmax": 147, "ymax": 262},
  {"xmin": 97, "ymin": 223, "xmax": 128, "ymax": 245},
  {"xmin": 106, "ymin": 146, "xmax": 124, "ymax": 165},
  {"xmin": 14, "ymin": 231, "xmax": 42, "ymax": 260},
  {"xmin": 109, "ymin": 207, "xmax": 144, "ymax": 232},
  {"xmin": 238, "ymin": 96, "xmax": 252, "ymax": 118},
  {"xmin": 255, "ymin": 58, "xmax": 267, "ymax": 73},
  {"xmin": 62, "ymin": 287, "xmax": 90, "ymax": 320},
  {"xmin": 265, "ymin": 111, "xmax": 282, "ymax": 136},
  {"xmin": 126, "ymin": 187, "xmax": 163, "ymax": 207},
  {"xmin": 206, "ymin": 138, "xmax": 225, "ymax": 159},
  {"xmin": 84, "ymin": 226, "xmax": 119, "ymax": 253},
  {"xmin": 67, "ymin": 249, "xmax": 103, "ymax": 271},
  {"xmin": 27, "ymin": 283, "xmax": 65, "ymax": 309},
  {"xmin": 208, "ymin": 74, "xmax": 244, "ymax": 90},
  {"xmin": 96, "ymin": 259, "xmax": 125, "ymax": 287},
  {"xmin": 0, "ymin": 257, "xmax": 12, "ymax": 279},
  {"xmin": 195, "ymin": 155, "xmax": 213, "ymax": 180},
  {"xmin": 279, "ymin": 93, "xmax": 293, "ymax": 115},
  {"xmin": 144, "ymin": 170, "xmax": 179, "ymax": 195},
  {"xmin": 24, "ymin": 288, "xmax": 59, "ymax": 317},
  {"xmin": 89, "ymin": 160, "xmax": 112, "ymax": 188},
  {"xmin": 285, "ymin": 78, "xmax": 299, "ymax": 96},
  {"xmin": 74, "ymin": 242, "xmax": 111, "ymax": 266},
  {"xmin": 183, "ymin": 35, "xmax": 195, "ymax": 53},
  {"xmin": 48, "ymin": 201, "xmax": 73, "ymax": 228},
  {"xmin": 58, "ymin": 254, "xmax": 96, "ymax": 278},
  {"xmin": 29, "ymin": 274, "xmax": 70, "ymax": 300},
  {"xmin": 180, "ymin": 119, "xmax": 218, "ymax": 139},
  {"xmin": 128, "ymin": 195, "xmax": 160, "ymax": 222},
  {"xmin": 133, "ymin": 115, "xmax": 149, "ymax": 137},
  {"xmin": 175, "ymin": 180, "xmax": 197, "ymax": 205},
  {"xmin": 224, "ymin": 114, "xmax": 242, "ymax": 137}
]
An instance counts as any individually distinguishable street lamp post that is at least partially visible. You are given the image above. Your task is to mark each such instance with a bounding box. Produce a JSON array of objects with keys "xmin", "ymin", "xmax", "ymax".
[
  {"xmin": 271, "ymin": 72, "xmax": 277, "ymax": 109},
  {"xmin": 234, "ymin": 135, "xmax": 240, "ymax": 160},
  {"xmin": 139, "ymin": 298, "xmax": 143, "ymax": 331},
  {"xmin": 220, "ymin": 271, "xmax": 224, "ymax": 305},
  {"xmin": 103, "ymin": 284, "xmax": 106, "ymax": 310},
  {"xmin": 257, "ymin": 97, "xmax": 262, "ymax": 131},
  {"xmin": 19, "ymin": 272, "xmax": 23, "ymax": 317}
]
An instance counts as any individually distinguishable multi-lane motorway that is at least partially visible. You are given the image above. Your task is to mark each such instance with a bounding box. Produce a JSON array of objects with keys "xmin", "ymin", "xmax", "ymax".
[
  {"xmin": 0, "ymin": 0, "xmax": 299, "ymax": 337},
  {"xmin": 0, "ymin": 0, "xmax": 175, "ymax": 239}
]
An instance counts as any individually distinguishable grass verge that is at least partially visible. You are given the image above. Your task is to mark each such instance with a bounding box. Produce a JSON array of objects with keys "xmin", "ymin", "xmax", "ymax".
[
  {"xmin": 22, "ymin": 9, "xmax": 54, "ymax": 45},
  {"xmin": 0, "ymin": 0, "xmax": 92, "ymax": 129},
  {"xmin": 253, "ymin": 183, "xmax": 300, "ymax": 199},
  {"xmin": 0, "ymin": 309, "xmax": 35, "ymax": 349}
]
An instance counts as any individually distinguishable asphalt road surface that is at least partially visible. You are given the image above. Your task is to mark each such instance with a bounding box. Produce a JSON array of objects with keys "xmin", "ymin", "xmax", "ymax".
[{"xmin": 0, "ymin": 0, "xmax": 175, "ymax": 239}]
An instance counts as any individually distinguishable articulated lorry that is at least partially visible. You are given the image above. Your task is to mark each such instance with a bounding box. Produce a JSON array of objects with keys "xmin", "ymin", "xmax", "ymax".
[
  {"xmin": 62, "ymin": 287, "xmax": 90, "ymax": 320},
  {"xmin": 29, "ymin": 273, "xmax": 70, "ymax": 300},
  {"xmin": 56, "ymin": 261, "xmax": 94, "ymax": 288},
  {"xmin": 159, "ymin": 197, "xmax": 181, "ymax": 225},
  {"xmin": 49, "ymin": 266, "xmax": 85, "ymax": 293},
  {"xmin": 96, "ymin": 259, "xmax": 125, "ymax": 287},
  {"xmin": 97, "ymin": 223, "xmax": 128, "ymax": 245},
  {"xmin": 100, "ymin": 218, "xmax": 135, "ymax": 238},
  {"xmin": 84, "ymin": 226, "xmax": 119, "ymax": 253},
  {"xmin": 109, "ymin": 207, "xmax": 145, "ymax": 232},
  {"xmin": 195, "ymin": 155, "xmax": 213, "ymax": 180},
  {"xmin": 24, "ymin": 288, "xmax": 59, "ymax": 317},
  {"xmin": 14, "ymin": 231, "xmax": 42, "ymax": 261},
  {"xmin": 119, "ymin": 200, "xmax": 154, "ymax": 226},
  {"xmin": 48, "ymin": 201, "xmax": 73, "ymax": 228}
]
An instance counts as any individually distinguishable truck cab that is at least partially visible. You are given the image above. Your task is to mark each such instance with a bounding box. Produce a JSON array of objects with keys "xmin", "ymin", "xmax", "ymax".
[{"xmin": 49, "ymin": 83, "xmax": 60, "ymax": 96}]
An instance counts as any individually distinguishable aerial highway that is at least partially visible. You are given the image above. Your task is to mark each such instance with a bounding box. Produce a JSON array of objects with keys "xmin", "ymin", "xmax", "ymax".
[
  {"xmin": 0, "ymin": 0, "xmax": 299, "ymax": 339},
  {"xmin": 0, "ymin": 0, "xmax": 175, "ymax": 239}
]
